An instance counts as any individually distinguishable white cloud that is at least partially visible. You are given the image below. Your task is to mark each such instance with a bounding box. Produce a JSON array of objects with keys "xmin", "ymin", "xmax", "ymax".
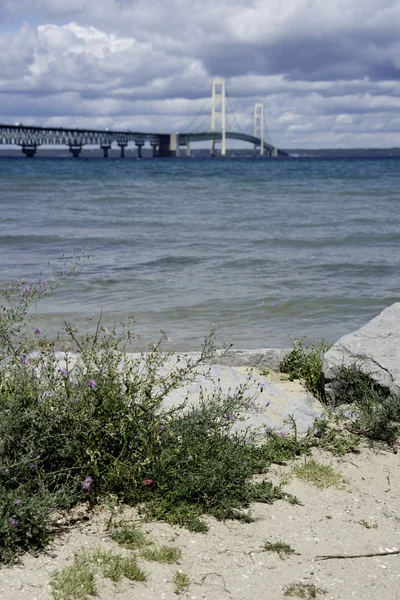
[{"xmin": 1, "ymin": 0, "xmax": 400, "ymax": 147}]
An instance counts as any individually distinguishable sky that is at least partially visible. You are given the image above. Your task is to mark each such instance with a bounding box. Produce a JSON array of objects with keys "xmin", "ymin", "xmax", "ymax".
[{"xmin": 1, "ymin": 0, "xmax": 400, "ymax": 149}]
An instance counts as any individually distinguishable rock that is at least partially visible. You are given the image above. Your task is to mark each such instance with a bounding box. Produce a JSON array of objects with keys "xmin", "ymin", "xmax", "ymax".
[
  {"xmin": 210, "ymin": 348, "xmax": 290, "ymax": 371},
  {"xmin": 163, "ymin": 363, "xmax": 323, "ymax": 435},
  {"xmin": 323, "ymin": 303, "xmax": 400, "ymax": 406}
]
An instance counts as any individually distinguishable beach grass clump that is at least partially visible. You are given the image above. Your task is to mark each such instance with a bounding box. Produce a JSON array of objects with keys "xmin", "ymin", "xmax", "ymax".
[
  {"xmin": 50, "ymin": 548, "xmax": 146, "ymax": 599},
  {"xmin": 263, "ymin": 539, "xmax": 297, "ymax": 558},
  {"xmin": 50, "ymin": 552, "xmax": 97, "ymax": 600},
  {"xmin": 141, "ymin": 545, "xmax": 181, "ymax": 564},
  {"xmin": 333, "ymin": 364, "xmax": 400, "ymax": 445},
  {"xmin": 293, "ymin": 458, "xmax": 346, "ymax": 489},
  {"xmin": 280, "ymin": 336, "xmax": 329, "ymax": 398},
  {"xmin": 173, "ymin": 570, "xmax": 190, "ymax": 594},
  {"xmin": 283, "ymin": 582, "xmax": 326, "ymax": 599},
  {"xmin": 0, "ymin": 264, "xmax": 299, "ymax": 562},
  {"xmin": 108, "ymin": 521, "xmax": 150, "ymax": 550}
]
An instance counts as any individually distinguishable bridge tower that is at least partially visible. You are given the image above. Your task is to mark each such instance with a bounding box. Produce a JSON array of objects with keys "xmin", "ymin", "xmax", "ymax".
[
  {"xmin": 253, "ymin": 103, "xmax": 264, "ymax": 156},
  {"xmin": 210, "ymin": 77, "xmax": 226, "ymax": 157}
]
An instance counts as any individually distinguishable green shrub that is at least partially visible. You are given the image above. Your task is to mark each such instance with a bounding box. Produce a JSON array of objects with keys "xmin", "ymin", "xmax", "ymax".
[
  {"xmin": 0, "ymin": 264, "xmax": 300, "ymax": 562},
  {"xmin": 334, "ymin": 364, "xmax": 400, "ymax": 445},
  {"xmin": 279, "ymin": 337, "xmax": 329, "ymax": 398}
]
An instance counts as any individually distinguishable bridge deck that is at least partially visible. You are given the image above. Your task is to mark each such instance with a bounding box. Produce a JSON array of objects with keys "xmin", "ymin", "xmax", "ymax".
[{"xmin": 0, "ymin": 124, "xmax": 288, "ymax": 156}]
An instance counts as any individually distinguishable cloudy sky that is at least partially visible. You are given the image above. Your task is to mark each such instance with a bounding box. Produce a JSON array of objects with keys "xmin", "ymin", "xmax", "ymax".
[{"xmin": 1, "ymin": 0, "xmax": 400, "ymax": 148}]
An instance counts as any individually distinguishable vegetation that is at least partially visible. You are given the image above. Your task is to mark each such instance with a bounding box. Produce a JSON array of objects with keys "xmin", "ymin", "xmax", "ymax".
[
  {"xmin": 292, "ymin": 458, "xmax": 346, "ymax": 489},
  {"xmin": 0, "ymin": 263, "xmax": 300, "ymax": 563},
  {"xmin": 173, "ymin": 571, "xmax": 190, "ymax": 594},
  {"xmin": 283, "ymin": 582, "xmax": 326, "ymax": 599},
  {"xmin": 263, "ymin": 540, "xmax": 298, "ymax": 558},
  {"xmin": 333, "ymin": 363, "xmax": 400, "ymax": 446},
  {"xmin": 279, "ymin": 336, "xmax": 329, "ymax": 398},
  {"xmin": 50, "ymin": 548, "xmax": 146, "ymax": 599},
  {"xmin": 141, "ymin": 545, "xmax": 181, "ymax": 564},
  {"xmin": 1, "ymin": 262, "xmax": 399, "ymax": 569}
]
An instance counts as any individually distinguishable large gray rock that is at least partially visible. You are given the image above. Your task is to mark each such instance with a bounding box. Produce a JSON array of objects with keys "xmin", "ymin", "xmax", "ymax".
[{"xmin": 323, "ymin": 303, "xmax": 400, "ymax": 405}]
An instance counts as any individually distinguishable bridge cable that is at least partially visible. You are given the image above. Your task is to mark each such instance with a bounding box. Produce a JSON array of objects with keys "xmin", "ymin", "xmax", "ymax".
[
  {"xmin": 180, "ymin": 96, "xmax": 210, "ymax": 133},
  {"xmin": 225, "ymin": 89, "xmax": 247, "ymax": 135}
]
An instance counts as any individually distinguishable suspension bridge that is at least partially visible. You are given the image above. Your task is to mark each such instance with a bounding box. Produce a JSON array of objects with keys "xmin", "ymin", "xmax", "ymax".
[{"xmin": 0, "ymin": 78, "xmax": 288, "ymax": 158}]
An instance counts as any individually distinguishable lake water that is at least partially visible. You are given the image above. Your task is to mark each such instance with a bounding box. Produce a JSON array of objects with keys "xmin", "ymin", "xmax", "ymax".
[{"xmin": 1, "ymin": 155, "xmax": 399, "ymax": 350}]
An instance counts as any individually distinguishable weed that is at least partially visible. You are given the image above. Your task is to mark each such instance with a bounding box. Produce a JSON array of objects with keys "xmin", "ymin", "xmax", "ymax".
[
  {"xmin": 173, "ymin": 571, "xmax": 190, "ymax": 594},
  {"xmin": 280, "ymin": 337, "xmax": 329, "ymax": 398},
  {"xmin": 309, "ymin": 415, "xmax": 361, "ymax": 455},
  {"xmin": 358, "ymin": 519, "xmax": 378, "ymax": 529},
  {"xmin": 108, "ymin": 522, "xmax": 150, "ymax": 550},
  {"xmin": 50, "ymin": 553, "xmax": 97, "ymax": 600},
  {"xmin": 293, "ymin": 458, "xmax": 346, "ymax": 489},
  {"xmin": 141, "ymin": 545, "xmax": 181, "ymax": 564},
  {"xmin": 284, "ymin": 582, "xmax": 327, "ymax": 599},
  {"xmin": 51, "ymin": 548, "xmax": 146, "ymax": 599},
  {"xmin": 263, "ymin": 540, "xmax": 297, "ymax": 558},
  {"xmin": 333, "ymin": 364, "xmax": 400, "ymax": 446},
  {"xmin": 92, "ymin": 548, "xmax": 146, "ymax": 582}
]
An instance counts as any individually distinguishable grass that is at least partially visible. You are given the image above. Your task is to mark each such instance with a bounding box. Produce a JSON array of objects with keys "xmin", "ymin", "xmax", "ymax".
[
  {"xmin": 50, "ymin": 553, "xmax": 97, "ymax": 600},
  {"xmin": 279, "ymin": 336, "xmax": 329, "ymax": 398},
  {"xmin": 284, "ymin": 582, "xmax": 327, "ymax": 599},
  {"xmin": 333, "ymin": 364, "xmax": 400, "ymax": 446},
  {"xmin": 108, "ymin": 522, "xmax": 150, "ymax": 550},
  {"xmin": 358, "ymin": 519, "xmax": 378, "ymax": 529},
  {"xmin": 51, "ymin": 548, "xmax": 146, "ymax": 599},
  {"xmin": 141, "ymin": 545, "xmax": 181, "ymax": 564},
  {"xmin": 173, "ymin": 571, "xmax": 190, "ymax": 594},
  {"xmin": 263, "ymin": 540, "xmax": 298, "ymax": 558},
  {"xmin": 92, "ymin": 548, "xmax": 146, "ymax": 582},
  {"xmin": 293, "ymin": 458, "xmax": 346, "ymax": 489}
]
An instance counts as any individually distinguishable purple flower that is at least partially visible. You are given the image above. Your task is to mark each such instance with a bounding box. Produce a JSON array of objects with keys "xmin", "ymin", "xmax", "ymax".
[
  {"xmin": 19, "ymin": 355, "xmax": 29, "ymax": 366},
  {"xmin": 9, "ymin": 519, "xmax": 18, "ymax": 527},
  {"xmin": 187, "ymin": 455, "xmax": 193, "ymax": 461},
  {"xmin": 279, "ymin": 432, "xmax": 286, "ymax": 438},
  {"xmin": 226, "ymin": 413, "xmax": 233, "ymax": 421},
  {"xmin": 15, "ymin": 499, "xmax": 22, "ymax": 505},
  {"xmin": 89, "ymin": 379, "xmax": 97, "ymax": 389},
  {"xmin": 30, "ymin": 463, "xmax": 38, "ymax": 470},
  {"xmin": 32, "ymin": 367, "xmax": 40, "ymax": 377},
  {"xmin": 41, "ymin": 280, "xmax": 48, "ymax": 287},
  {"xmin": 82, "ymin": 475, "xmax": 93, "ymax": 493},
  {"xmin": 158, "ymin": 425, "xmax": 165, "ymax": 432},
  {"xmin": 34, "ymin": 328, "xmax": 42, "ymax": 335},
  {"xmin": 259, "ymin": 383, "xmax": 265, "ymax": 392},
  {"xmin": 59, "ymin": 368, "xmax": 68, "ymax": 377},
  {"xmin": 33, "ymin": 453, "xmax": 39, "ymax": 458},
  {"xmin": 22, "ymin": 286, "xmax": 30, "ymax": 294},
  {"xmin": 4, "ymin": 468, "xmax": 9, "ymax": 474}
]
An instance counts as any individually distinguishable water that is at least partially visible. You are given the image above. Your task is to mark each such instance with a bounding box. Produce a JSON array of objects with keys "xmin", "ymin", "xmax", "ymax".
[{"xmin": 1, "ymin": 156, "xmax": 399, "ymax": 350}]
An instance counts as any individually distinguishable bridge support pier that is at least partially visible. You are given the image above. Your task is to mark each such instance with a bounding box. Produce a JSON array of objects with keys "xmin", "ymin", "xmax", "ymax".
[
  {"xmin": 210, "ymin": 139, "xmax": 215, "ymax": 157},
  {"xmin": 271, "ymin": 147, "xmax": 278, "ymax": 157},
  {"xmin": 101, "ymin": 144, "xmax": 111, "ymax": 158},
  {"xmin": 186, "ymin": 142, "xmax": 191, "ymax": 157},
  {"xmin": 69, "ymin": 144, "xmax": 82, "ymax": 158},
  {"xmin": 21, "ymin": 144, "xmax": 37, "ymax": 157},
  {"xmin": 118, "ymin": 142, "xmax": 128, "ymax": 158},
  {"xmin": 169, "ymin": 133, "xmax": 180, "ymax": 157},
  {"xmin": 136, "ymin": 143, "xmax": 143, "ymax": 159},
  {"xmin": 151, "ymin": 144, "xmax": 158, "ymax": 158}
]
